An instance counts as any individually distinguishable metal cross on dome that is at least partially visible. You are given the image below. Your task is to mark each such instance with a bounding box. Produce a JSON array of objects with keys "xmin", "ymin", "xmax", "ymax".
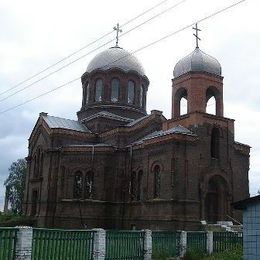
[
  {"xmin": 192, "ymin": 23, "xmax": 201, "ymax": 48},
  {"xmin": 113, "ymin": 23, "xmax": 122, "ymax": 47}
]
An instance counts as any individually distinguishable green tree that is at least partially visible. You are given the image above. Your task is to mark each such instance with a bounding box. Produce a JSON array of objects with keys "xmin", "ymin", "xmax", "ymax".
[{"xmin": 4, "ymin": 158, "xmax": 27, "ymax": 214}]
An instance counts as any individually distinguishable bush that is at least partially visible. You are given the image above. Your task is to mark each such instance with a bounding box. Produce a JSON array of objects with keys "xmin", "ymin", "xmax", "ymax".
[
  {"xmin": 0, "ymin": 214, "xmax": 36, "ymax": 227},
  {"xmin": 183, "ymin": 247, "xmax": 242, "ymax": 260},
  {"xmin": 183, "ymin": 249, "xmax": 206, "ymax": 260},
  {"xmin": 205, "ymin": 247, "xmax": 242, "ymax": 260},
  {"xmin": 152, "ymin": 250, "xmax": 172, "ymax": 260}
]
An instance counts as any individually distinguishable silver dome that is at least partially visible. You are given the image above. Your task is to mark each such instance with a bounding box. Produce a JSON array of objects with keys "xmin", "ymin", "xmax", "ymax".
[
  {"xmin": 87, "ymin": 46, "xmax": 145, "ymax": 76},
  {"xmin": 173, "ymin": 47, "xmax": 222, "ymax": 78}
]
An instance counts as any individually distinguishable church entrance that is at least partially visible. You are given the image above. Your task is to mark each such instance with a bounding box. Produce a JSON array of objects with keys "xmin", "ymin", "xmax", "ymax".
[{"xmin": 204, "ymin": 175, "xmax": 229, "ymax": 223}]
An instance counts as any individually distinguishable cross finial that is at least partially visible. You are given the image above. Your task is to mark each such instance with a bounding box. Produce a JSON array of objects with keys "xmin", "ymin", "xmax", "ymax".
[
  {"xmin": 192, "ymin": 23, "xmax": 201, "ymax": 48},
  {"xmin": 113, "ymin": 23, "xmax": 122, "ymax": 47}
]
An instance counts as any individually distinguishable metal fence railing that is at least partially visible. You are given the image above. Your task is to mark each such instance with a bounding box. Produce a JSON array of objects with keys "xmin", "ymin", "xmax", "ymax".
[
  {"xmin": 105, "ymin": 231, "xmax": 144, "ymax": 260},
  {"xmin": 213, "ymin": 231, "xmax": 243, "ymax": 252},
  {"xmin": 31, "ymin": 228, "xmax": 95, "ymax": 260},
  {"xmin": 0, "ymin": 227, "xmax": 17, "ymax": 260},
  {"xmin": 187, "ymin": 231, "xmax": 207, "ymax": 253},
  {"xmin": 0, "ymin": 226, "xmax": 245, "ymax": 259},
  {"xmin": 152, "ymin": 231, "xmax": 180, "ymax": 258}
]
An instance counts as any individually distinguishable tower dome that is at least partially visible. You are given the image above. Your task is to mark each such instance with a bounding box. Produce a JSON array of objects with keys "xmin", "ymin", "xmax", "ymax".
[
  {"xmin": 173, "ymin": 47, "xmax": 222, "ymax": 78},
  {"xmin": 78, "ymin": 46, "xmax": 149, "ymax": 127},
  {"xmin": 87, "ymin": 46, "xmax": 146, "ymax": 76}
]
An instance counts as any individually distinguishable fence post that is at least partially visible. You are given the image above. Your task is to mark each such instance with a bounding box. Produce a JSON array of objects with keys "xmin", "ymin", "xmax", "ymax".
[
  {"xmin": 207, "ymin": 231, "xmax": 213, "ymax": 254},
  {"xmin": 143, "ymin": 229, "xmax": 152, "ymax": 260},
  {"xmin": 15, "ymin": 226, "xmax": 33, "ymax": 260},
  {"xmin": 179, "ymin": 231, "xmax": 187, "ymax": 258},
  {"xmin": 92, "ymin": 228, "xmax": 106, "ymax": 260}
]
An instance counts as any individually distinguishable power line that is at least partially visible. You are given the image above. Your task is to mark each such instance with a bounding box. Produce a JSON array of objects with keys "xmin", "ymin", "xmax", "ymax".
[
  {"xmin": 0, "ymin": 0, "xmax": 185, "ymax": 103},
  {"xmin": 0, "ymin": 78, "xmax": 80, "ymax": 114},
  {"xmin": 0, "ymin": 0, "xmax": 174, "ymax": 97},
  {"xmin": 0, "ymin": 0, "xmax": 246, "ymax": 115}
]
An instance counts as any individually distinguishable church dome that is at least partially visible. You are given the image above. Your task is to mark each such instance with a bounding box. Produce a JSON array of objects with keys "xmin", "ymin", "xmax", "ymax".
[
  {"xmin": 87, "ymin": 46, "xmax": 146, "ymax": 76},
  {"xmin": 173, "ymin": 47, "xmax": 222, "ymax": 78}
]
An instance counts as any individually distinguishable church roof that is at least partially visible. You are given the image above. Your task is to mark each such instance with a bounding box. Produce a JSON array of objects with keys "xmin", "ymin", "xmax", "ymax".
[
  {"xmin": 173, "ymin": 47, "xmax": 222, "ymax": 78},
  {"xmin": 42, "ymin": 115, "xmax": 91, "ymax": 133},
  {"xmin": 86, "ymin": 46, "xmax": 146, "ymax": 76},
  {"xmin": 132, "ymin": 125, "xmax": 195, "ymax": 145},
  {"xmin": 82, "ymin": 111, "xmax": 133, "ymax": 123},
  {"xmin": 126, "ymin": 115, "xmax": 151, "ymax": 127}
]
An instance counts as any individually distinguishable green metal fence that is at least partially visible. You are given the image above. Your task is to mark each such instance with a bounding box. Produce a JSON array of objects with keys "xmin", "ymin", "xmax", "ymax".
[
  {"xmin": 105, "ymin": 231, "xmax": 144, "ymax": 260},
  {"xmin": 31, "ymin": 228, "xmax": 95, "ymax": 260},
  {"xmin": 213, "ymin": 232, "xmax": 243, "ymax": 252},
  {"xmin": 0, "ymin": 227, "xmax": 17, "ymax": 260},
  {"xmin": 187, "ymin": 231, "xmax": 207, "ymax": 253},
  {"xmin": 152, "ymin": 231, "xmax": 180, "ymax": 258}
]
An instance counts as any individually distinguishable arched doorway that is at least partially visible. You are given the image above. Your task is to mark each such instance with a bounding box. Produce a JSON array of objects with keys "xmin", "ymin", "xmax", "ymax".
[{"xmin": 204, "ymin": 175, "xmax": 229, "ymax": 223}]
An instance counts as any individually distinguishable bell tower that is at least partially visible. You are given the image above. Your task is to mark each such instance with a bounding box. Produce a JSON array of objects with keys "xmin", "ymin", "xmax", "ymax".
[{"xmin": 171, "ymin": 24, "xmax": 223, "ymax": 118}]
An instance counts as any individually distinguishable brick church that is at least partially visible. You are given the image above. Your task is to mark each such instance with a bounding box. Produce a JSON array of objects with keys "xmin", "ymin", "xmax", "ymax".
[{"xmin": 23, "ymin": 28, "xmax": 250, "ymax": 230}]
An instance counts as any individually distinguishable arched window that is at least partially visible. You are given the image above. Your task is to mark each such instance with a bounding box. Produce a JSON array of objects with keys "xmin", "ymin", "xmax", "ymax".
[
  {"xmin": 73, "ymin": 171, "xmax": 83, "ymax": 198},
  {"xmin": 82, "ymin": 86, "xmax": 86, "ymax": 106},
  {"xmin": 127, "ymin": 80, "xmax": 135, "ymax": 104},
  {"xmin": 206, "ymin": 96, "xmax": 216, "ymax": 115},
  {"xmin": 85, "ymin": 82, "xmax": 89, "ymax": 104},
  {"xmin": 130, "ymin": 171, "xmax": 137, "ymax": 200},
  {"xmin": 111, "ymin": 78, "xmax": 119, "ymax": 102},
  {"xmin": 95, "ymin": 79, "xmax": 103, "ymax": 102},
  {"xmin": 33, "ymin": 155, "xmax": 37, "ymax": 178},
  {"xmin": 173, "ymin": 88, "xmax": 187, "ymax": 117},
  {"xmin": 31, "ymin": 189, "xmax": 38, "ymax": 216},
  {"xmin": 140, "ymin": 85, "xmax": 144, "ymax": 108},
  {"xmin": 153, "ymin": 165, "xmax": 161, "ymax": 198},
  {"xmin": 33, "ymin": 149, "xmax": 41, "ymax": 178},
  {"xmin": 85, "ymin": 171, "xmax": 94, "ymax": 199},
  {"xmin": 40, "ymin": 153, "xmax": 44, "ymax": 176},
  {"xmin": 206, "ymin": 88, "xmax": 217, "ymax": 115},
  {"xmin": 211, "ymin": 128, "xmax": 220, "ymax": 159},
  {"xmin": 137, "ymin": 170, "xmax": 143, "ymax": 201},
  {"xmin": 180, "ymin": 97, "xmax": 187, "ymax": 115}
]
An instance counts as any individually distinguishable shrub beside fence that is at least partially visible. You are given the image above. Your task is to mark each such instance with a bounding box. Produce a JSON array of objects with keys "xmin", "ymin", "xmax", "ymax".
[
  {"xmin": 152, "ymin": 231, "xmax": 180, "ymax": 258},
  {"xmin": 213, "ymin": 231, "xmax": 243, "ymax": 252},
  {"xmin": 105, "ymin": 231, "xmax": 144, "ymax": 260},
  {"xmin": 0, "ymin": 227, "xmax": 17, "ymax": 260},
  {"xmin": 31, "ymin": 228, "xmax": 95, "ymax": 260}
]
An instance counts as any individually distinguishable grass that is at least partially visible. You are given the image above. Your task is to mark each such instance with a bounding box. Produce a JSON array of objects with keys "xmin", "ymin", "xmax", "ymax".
[
  {"xmin": 152, "ymin": 247, "xmax": 242, "ymax": 260},
  {"xmin": 183, "ymin": 247, "xmax": 242, "ymax": 260}
]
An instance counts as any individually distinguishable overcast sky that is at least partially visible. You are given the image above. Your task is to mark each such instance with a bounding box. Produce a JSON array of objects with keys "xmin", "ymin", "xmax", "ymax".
[{"xmin": 0, "ymin": 0, "xmax": 259, "ymax": 210}]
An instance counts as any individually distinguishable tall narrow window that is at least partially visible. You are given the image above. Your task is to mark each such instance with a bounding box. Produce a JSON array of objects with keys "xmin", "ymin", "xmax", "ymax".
[
  {"xmin": 73, "ymin": 171, "xmax": 83, "ymax": 198},
  {"xmin": 206, "ymin": 96, "xmax": 216, "ymax": 115},
  {"xmin": 211, "ymin": 128, "xmax": 220, "ymax": 159},
  {"xmin": 82, "ymin": 86, "xmax": 86, "ymax": 106},
  {"xmin": 31, "ymin": 190, "xmax": 38, "ymax": 216},
  {"xmin": 95, "ymin": 79, "xmax": 103, "ymax": 102},
  {"xmin": 180, "ymin": 97, "xmax": 187, "ymax": 115},
  {"xmin": 154, "ymin": 165, "xmax": 161, "ymax": 198},
  {"xmin": 130, "ymin": 171, "xmax": 137, "ymax": 200},
  {"xmin": 127, "ymin": 80, "xmax": 135, "ymax": 104},
  {"xmin": 111, "ymin": 78, "xmax": 119, "ymax": 102},
  {"xmin": 85, "ymin": 171, "xmax": 94, "ymax": 199},
  {"xmin": 137, "ymin": 170, "xmax": 143, "ymax": 201},
  {"xmin": 173, "ymin": 88, "xmax": 187, "ymax": 117},
  {"xmin": 85, "ymin": 83, "xmax": 89, "ymax": 104},
  {"xmin": 33, "ymin": 155, "xmax": 37, "ymax": 178},
  {"xmin": 140, "ymin": 85, "xmax": 144, "ymax": 107},
  {"xmin": 40, "ymin": 153, "xmax": 44, "ymax": 176}
]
